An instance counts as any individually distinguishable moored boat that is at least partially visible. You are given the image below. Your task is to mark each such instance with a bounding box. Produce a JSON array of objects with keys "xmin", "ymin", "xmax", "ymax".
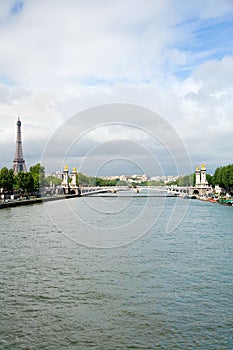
[{"xmin": 218, "ymin": 198, "xmax": 233, "ymax": 206}]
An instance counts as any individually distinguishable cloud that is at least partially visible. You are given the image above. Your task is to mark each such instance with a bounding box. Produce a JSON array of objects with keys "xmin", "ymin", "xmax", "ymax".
[
  {"xmin": 0, "ymin": 1, "xmax": 232, "ymax": 174},
  {"xmin": 2, "ymin": 0, "xmax": 232, "ymax": 87},
  {"xmin": 0, "ymin": 1, "xmax": 172, "ymax": 87}
]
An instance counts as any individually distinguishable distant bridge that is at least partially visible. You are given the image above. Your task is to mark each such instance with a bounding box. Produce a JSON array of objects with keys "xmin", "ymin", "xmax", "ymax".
[
  {"xmin": 81, "ymin": 186, "xmax": 128, "ymax": 196},
  {"xmin": 80, "ymin": 185, "xmax": 213, "ymax": 197}
]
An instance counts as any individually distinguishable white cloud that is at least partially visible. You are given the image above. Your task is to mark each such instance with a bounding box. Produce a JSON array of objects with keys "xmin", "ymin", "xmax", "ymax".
[{"xmin": 0, "ymin": 0, "xmax": 232, "ymax": 174}]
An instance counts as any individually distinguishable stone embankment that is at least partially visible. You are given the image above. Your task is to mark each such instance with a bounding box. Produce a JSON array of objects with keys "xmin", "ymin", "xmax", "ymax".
[{"xmin": 0, "ymin": 194, "xmax": 81, "ymax": 209}]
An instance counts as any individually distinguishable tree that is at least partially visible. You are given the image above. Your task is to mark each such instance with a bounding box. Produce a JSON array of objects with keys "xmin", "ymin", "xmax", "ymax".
[
  {"xmin": 213, "ymin": 164, "xmax": 233, "ymax": 194},
  {"xmin": 15, "ymin": 172, "xmax": 34, "ymax": 195},
  {"xmin": 176, "ymin": 174, "xmax": 195, "ymax": 187},
  {"xmin": 213, "ymin": 167, "xmax": 223, "ymax": 187},
  {"xmin": 77, "ymin": 172, "xmax": 121, "ymax": 187},
  {"xmin": 77, "ymin": 172, "xmax": 91, "ymax": 186},
  {"xmin": 44, "ymin": 175, "xmax": 61, "ymax": 187},
  {"xmin": 148, "ymin": 180, "xmax": 165, "ymax": 186},
  {"xmin": 206, "ymin": 174, "xmax": 214, "ymax": 186},
  {"xmin": 0, "ymin": 167, "xmax": 15, "ymax": 194},
  {"xmin": 30, "ymin": 163, "xmax": 45, "ymax": 192}
]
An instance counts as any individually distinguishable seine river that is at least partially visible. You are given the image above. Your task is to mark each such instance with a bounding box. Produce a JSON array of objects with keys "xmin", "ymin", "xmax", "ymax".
[{"xmin": 0, "ymin": 194, "xmax": 232, "ymax": 349}]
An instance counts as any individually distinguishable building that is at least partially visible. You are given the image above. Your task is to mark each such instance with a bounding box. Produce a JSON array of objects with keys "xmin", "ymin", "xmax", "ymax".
[{"xmin": 13, "ymin": 116, "xmax": 27, "ymax": 174}]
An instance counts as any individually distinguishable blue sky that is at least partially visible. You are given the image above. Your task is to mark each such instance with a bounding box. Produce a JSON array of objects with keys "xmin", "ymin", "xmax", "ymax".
[
  {"xmin": 170, "ymin": 15, "xmax": 233, "ymax": 77},
  {"xmin": 0, "ymin": 0, "xmax": 232, "ymax": 175},
  {"xmin": 10, "ymin": 0, "xmax": 24, "ymax": 16}
]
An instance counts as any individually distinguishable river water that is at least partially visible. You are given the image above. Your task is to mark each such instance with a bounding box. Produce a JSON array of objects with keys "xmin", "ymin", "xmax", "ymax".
[{"xmin": 0, "ymin": 195, "xmax": 232, "ymax": 349}]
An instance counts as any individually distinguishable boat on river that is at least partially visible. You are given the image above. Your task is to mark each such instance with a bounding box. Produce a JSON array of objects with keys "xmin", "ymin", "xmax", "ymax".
[{"xmin": 218, "ymin": 198, "xmax": 233, "ymax": 206}]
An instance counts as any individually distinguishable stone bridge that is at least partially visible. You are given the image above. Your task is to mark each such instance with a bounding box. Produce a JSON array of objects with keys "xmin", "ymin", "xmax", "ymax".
[{"xmin": 166, "ymin": 185, "xmax": 212, "ymax": 197}]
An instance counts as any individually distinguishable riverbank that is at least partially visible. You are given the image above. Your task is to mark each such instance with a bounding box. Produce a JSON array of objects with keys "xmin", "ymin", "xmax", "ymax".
[
  {"xmin": 1, "ymin": 191, "xmax": 232, "ymax": 209},
  {"xmin": 195, "ymin": 196, "xmax": 233, "ymax": 206},
  {"xmin": 0, "ymin": 193, "xmax": 81, "ymax": 209}
]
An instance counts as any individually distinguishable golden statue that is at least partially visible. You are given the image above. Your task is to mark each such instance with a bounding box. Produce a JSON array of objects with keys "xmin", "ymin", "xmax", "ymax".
[
  {"xmin": 201, "ymin": 163, "xmax": 205, "ymax": 169},
  {"xmin": 72, "ymin": 167, "xmax": 77, "ymax": 172},
  {"xmin": 196, "ymin": 166, "xmax": 199, "ymax": 171},
  {"xmin": 64, "ymin": 165, "xmax": 69, "ymax": 171}
]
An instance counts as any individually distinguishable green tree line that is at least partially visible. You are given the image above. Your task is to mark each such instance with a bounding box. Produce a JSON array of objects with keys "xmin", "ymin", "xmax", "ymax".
[
  {"xmin": 77, "ymin": 172, "xmax": 127, "ymax": 187},
  {"xmin": 212, "ymin": 164, "xmax": 233, "ymax": 194},
  {"xmin": 168, "ymin": 174, "xmax": 195, "ymax": 187},
  {"xmin": 0, "ymin": 164, "xmax": 61, "ymax": 196}
]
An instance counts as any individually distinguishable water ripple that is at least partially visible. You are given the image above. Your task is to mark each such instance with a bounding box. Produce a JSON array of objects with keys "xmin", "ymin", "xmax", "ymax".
[{"xmin": 0, "ymin": 199, "xmax": 232, "ymax": 349}]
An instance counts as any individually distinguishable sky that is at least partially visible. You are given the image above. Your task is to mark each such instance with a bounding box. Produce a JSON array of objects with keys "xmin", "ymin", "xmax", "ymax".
[{"xmin": 0, "ymin": 0, "xmax": 233, "ymax": 176}]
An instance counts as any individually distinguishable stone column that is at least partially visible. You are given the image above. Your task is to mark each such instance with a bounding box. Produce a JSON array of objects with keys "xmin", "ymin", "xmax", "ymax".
[
  {"xmin": 70, "ymin": 167, "xmax": 77, "ymax": 189},
  {"xmin": 201, "ymin": 163, "xmax": 208, "ymax": 186},
  {"xmin": 61, "ymin": 165, "xmax": 69, "ymax": 193},
  {"xmin": 195, "ymin": 166, "xmax": 201, "ymax": 186}
]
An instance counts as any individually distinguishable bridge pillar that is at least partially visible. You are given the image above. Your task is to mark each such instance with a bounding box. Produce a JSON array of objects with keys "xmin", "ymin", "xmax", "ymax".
[
  {"xmin": 70, "ymin": 167, "xmax": 77, "ymax": 188},
  {"xmin": 70, "ymin": 167, "xmax": 81, "ymax": 195},
  {"xmin": 195, "ymin": 166, "xmax": 201, "ymax": 185},
  {"xmin": 200, "ymin": 163, "xmax": 208, "ymax": 185},
  {"xmin": 61, "ymin": 165, "xmax": 69, "ymax": 194},
  {"xmin": 61, "ymin": 165, "xmax": 81, "ymax": 195}
]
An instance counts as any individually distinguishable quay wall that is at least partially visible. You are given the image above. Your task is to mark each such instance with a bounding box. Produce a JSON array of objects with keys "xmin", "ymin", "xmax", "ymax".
[{"xmin": 0, "ymin": 194, "xmax": 81, "ymax": 209}]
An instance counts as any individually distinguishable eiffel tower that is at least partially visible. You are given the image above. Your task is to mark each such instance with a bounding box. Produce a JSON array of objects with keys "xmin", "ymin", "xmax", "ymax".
[{"xmin": 13, "ymin": 116, "xmax": 27, "ymax": 174}]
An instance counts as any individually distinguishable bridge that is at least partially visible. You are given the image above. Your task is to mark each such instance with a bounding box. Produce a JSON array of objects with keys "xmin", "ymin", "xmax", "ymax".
[
  {"xmin": 65, "ymin": 184, "xmax": 213, "ymax": 197},
  {"xmin": 80, "ymin": 185, "xmax": 213, "ymax": 197},
  {"xmin": 60, "ymin": 164, "xmax": 213, "ymax": 198},
  {"xmin": 166, "ymin": 185, "xmax": 212, "ymax": 197},
  {"xmin": 80, "ymin": 186, "xmax": 129, "ymax": 196},
  {"xmin": 80, "ymin": 186, "xmax": 188, "ymax": 197}
]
